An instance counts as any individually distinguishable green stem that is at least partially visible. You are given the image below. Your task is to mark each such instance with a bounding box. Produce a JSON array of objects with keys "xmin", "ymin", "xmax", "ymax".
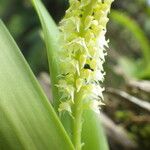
[
  {"xmin": 72, "ymin": 1, "xmax": 97, "ymax": 149},
  {"xmin": 73, "ymin": 94, "xmax": 83, "ymax": 150}
]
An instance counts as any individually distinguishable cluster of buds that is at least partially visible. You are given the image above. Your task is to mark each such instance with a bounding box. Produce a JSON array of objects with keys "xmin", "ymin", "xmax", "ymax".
[{"xmin": 57, "ymin": 0, "xmax": 113, "ymax": 114}]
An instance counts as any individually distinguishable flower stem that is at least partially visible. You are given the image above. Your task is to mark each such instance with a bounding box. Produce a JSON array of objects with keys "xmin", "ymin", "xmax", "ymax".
[
  {"xmin": 72, "ymin": 1, "xmax": 98, "ymax": 149},
  {"xmin": 73, "ymin": 95, "xmax": 83, "ymax": 150}
]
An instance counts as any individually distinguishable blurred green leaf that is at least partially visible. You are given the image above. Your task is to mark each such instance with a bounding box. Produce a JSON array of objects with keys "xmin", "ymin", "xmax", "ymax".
[
  {"xmin": 111, "ymin": 10, "xmax": 150, "ymax": 66},
  {"xmin": 0, "ymin": 20, "xmax": 74, "ymax": 150},
  {"xmin": 119, "ymin": 56, "xmax": 150, "ymax": 79},
  {"xmin": 111, "ymin": 10, "xmax": 150, "ymax": 79},
  {"xmin": 31, "ymin": 0, "xmax": 61, "ymax": 110},
  {"xmin": 118, "ymin": 57, "xmax": 139, "ymax": 78}
]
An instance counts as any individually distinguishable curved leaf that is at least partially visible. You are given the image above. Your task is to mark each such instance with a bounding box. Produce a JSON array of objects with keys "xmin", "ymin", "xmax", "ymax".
[
  {"xmin": 31, "ymin": 0, "xmax": 61, "ymax": 110},
  {"xmin": 0, "ymin": 20, "xmax": 74, "ymax": 150}
]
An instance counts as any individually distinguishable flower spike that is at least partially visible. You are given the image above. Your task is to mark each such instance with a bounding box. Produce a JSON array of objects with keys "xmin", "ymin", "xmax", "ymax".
[{"xmin": 58, "ymin": 0, "xmax": 113, "ymax": 114}]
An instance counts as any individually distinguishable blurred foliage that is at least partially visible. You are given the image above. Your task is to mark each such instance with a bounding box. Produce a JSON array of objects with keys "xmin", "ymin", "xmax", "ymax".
[
  {"xmin": 0, "ymin": 0, "xmax": 150, "ymax": 149},
  {"xmin": 0, "ymin": 0, "xmax": 68, "ymax": 74},
  {"xmin": 110, "ymin": 10, "xmax": 150, "ymax": 79},
  {"xmin": 107, "ymin": 0, "xmax": 150, "ymax": 80},
  {"xmin": 104, "ymin": 90, "xmax": 150, "ymax": 150},
  {"xmin": 115, "ymin": 109, "xmax": 150, "ymax": 150}
]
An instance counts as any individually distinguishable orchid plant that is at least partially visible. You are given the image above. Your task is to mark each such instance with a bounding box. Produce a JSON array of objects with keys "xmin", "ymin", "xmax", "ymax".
[{"xmin": 0, "ymin": 0, "xmax": 113, "ymax": 150}]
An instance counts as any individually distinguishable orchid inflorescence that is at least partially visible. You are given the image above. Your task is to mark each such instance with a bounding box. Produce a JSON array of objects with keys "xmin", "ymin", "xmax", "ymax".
[{"xmin": 57, "ymin": 0, "xmax": 113, "ymax": 115}]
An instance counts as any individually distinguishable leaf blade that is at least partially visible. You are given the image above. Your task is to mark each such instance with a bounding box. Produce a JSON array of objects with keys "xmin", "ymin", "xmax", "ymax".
[
  {"xmin": 31, "ymin": 0, "xmax": 60, "ymax": 109},
  {"xmin": 0, "ymin": 20, "xmax": 74, "ymax": 150},
  {"xmin": 82, "ymin": 110, "xmax": 109, "ymax": 150}
]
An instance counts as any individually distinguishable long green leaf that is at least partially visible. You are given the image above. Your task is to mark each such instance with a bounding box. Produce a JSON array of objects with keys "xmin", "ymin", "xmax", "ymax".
[
  {"xmin": 31, "ymin": 0, "xmax": 60, "ymax": 110},
  {"xmin": 0, "ymin": 20, "xmax": 74, "ymax": 150}
]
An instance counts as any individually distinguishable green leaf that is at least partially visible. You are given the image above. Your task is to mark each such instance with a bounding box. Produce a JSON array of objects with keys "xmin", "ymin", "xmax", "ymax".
[
  {"xmin": 118, "ymin": 57, "xmax": 139, "ymax": 78},
  {"xmin": 82, "ymin": 110, "xmax": 109, "ymax": 150},
  {"xmin": 31, "ymin": 0, "xmax": 60, "ymax": 110},
  {"xmin": 0, "ymin": 20, "xmax": 74, "ymax": 150},
  {"xmin": 118, "ymin": 56, "xmax": 150, "ymax": 79}
]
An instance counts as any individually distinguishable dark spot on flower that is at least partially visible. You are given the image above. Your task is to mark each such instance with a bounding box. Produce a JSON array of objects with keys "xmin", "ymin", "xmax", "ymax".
[
  {"xmin": 101, "ymin": 70, "xmax": 105, "ymax": 74},
  {"xmin": 92, "ymin": 12, "xmax": 95, "ymax": 16},
  {"xmin": 79, "ymin": 14, "xmax": 83, "ymax": 18},
  {"xmin": 98, "ymin": 80, "xmax": 103, "ymax": 84},
  {"xmin": 61, "ymin": 73, "xmax": 69, "ymax": 77},
  {"xmin": 98, "ymin": 95, "xmax": 103, "ymax": 100},
  {"xmin": 84, "ymin": 64, "xmax": 94, "ymax": 71}
]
